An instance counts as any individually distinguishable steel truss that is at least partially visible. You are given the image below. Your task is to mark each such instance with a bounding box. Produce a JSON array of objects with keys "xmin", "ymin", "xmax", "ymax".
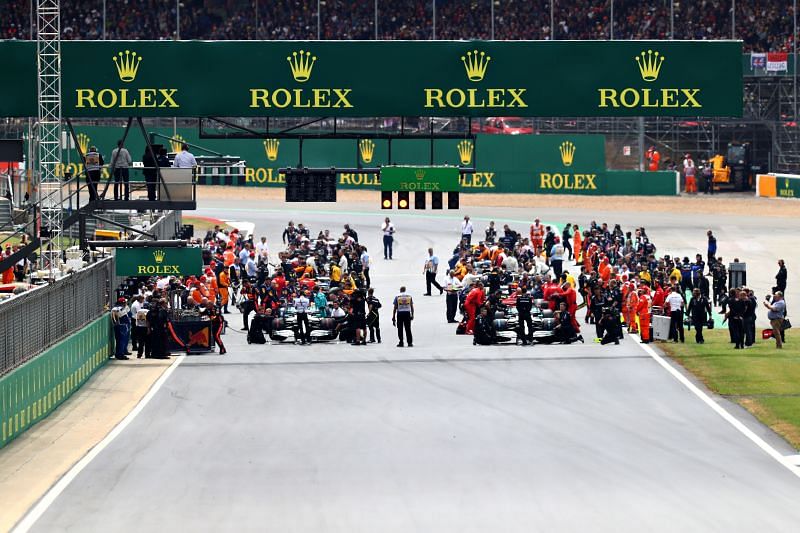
[{"xmin": 36, "ymin": 0, "xmax": 62, "ymax": 268}]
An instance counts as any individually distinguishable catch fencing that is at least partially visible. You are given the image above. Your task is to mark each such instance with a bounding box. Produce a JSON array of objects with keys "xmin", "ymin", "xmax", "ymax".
[
  {"xmin": 0, "ymin": 257, "xmax": 113, "ymax": 375},
  {"xmin": 0, "ymin": 210, "xmax": 182, "ymax": 376}
]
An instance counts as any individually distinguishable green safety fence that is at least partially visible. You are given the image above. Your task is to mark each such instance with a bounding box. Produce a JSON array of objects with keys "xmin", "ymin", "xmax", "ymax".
[{"xmin": 0, "ymin": 314, "xmax": 112, "ymax": 448}]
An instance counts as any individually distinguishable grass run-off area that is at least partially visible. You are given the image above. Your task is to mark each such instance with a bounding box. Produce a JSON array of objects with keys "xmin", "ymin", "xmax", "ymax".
[
  {"xmin": 661, "ymin": 328, "xmax": 800, "ymax": 448},
  {"xmin": 182, "ymin": 215, "xmax": 233, "ymax": 236}
]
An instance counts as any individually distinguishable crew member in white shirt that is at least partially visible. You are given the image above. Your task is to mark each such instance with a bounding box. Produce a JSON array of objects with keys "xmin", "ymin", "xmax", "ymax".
[
  {"xmin": 256, "ymin": 236, "xmax": 270, "ymax": 266},
  {"xmin": 461, "ymin": 215, "xmax": 474, "ymax": 245},
  {"xmin": 293, "ymin": 291, "xmax": 312, "ymax": 345},
  {"xmin": 666, "ymin": 286, "xmax": 686, "ymax": 343},
  {"xmin": 445, "ymin": 270, "xmax": 463, "ymax": 323},
  {"xmin": 360, "ymin": 247, "xmax": 371, "ymax": 288}
]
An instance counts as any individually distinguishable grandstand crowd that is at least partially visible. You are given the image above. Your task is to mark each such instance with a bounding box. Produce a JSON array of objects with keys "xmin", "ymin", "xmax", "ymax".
[{"xmin": 2, "ymin": 0, "xmax": 793, "ymax": 52}]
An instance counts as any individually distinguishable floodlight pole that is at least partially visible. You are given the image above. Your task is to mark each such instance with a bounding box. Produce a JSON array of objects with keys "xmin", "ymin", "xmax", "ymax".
[
  {"xmin": 610, "ymin": 0, "xmax": 613, "ymax": 39},
  {"xmin": 432, "ymin": 0, "xmax": 436, "ymax": 39},
  {"xmin": 490, "ymin": 0, "xmax": 494, "ymax": 40}
]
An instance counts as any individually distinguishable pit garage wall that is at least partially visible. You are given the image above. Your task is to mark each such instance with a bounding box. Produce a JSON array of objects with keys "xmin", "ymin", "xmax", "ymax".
[
  {"xmin": 58, "ymin": 127, "xmax": 679, "ymax": 196},
  {"xmin": 0, "ymin": 315, "xmax": 112, "ymax": 448}
]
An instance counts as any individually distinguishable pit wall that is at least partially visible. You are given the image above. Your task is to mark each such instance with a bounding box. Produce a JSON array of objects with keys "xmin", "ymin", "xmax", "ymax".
[{"xmin": 0, "ymin": 315, "xmax": 112, "ymax": 448}]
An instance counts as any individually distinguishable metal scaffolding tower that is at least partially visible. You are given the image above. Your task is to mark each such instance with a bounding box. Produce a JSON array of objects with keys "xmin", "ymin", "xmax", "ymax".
[{"xmin": 36, "ymin": 0, "xmax": 63, "ymax": 269}]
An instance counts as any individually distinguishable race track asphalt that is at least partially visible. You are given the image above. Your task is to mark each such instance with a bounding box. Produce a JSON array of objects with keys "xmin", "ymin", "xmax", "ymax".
[{"xmin": 27, "ymin": 199, "xmax": 800, "ymax": 532}]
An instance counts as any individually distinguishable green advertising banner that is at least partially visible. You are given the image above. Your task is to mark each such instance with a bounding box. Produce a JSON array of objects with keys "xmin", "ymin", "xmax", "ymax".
[
  {"xmin": 115, "ymin": 247, "xmax": 202, "ymax": 277},
  {"xmin": 775, "ymin": 174, "xmax": 800, "ymax": 198},
  {"xmin": 380, "ymin": 166, "xmax": 460, "ymax": 192},
  {"xmin": 0, "ymin": 40, "xmax": 742, "ymax": 117},
  {"xmin": 55, "ymin": 126, "xmax": 678, "ymax": 195}
]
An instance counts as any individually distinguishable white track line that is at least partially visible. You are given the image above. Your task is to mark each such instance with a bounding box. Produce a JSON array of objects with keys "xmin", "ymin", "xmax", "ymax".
[
  {"xmin": 13, "ymin": 355, "xmax": 186, "ymax": 533},
  {"xmin": 634, "ymin": 337, "xmax": 800, "ymax": 479}
]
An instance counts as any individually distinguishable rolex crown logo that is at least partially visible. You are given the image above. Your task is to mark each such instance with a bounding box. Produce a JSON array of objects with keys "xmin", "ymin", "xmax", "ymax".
[
  {"xmin": 287, "ymin": 50, "xmax": 316, "ymax": 83},
  {"xmin": 359, "ymin": 139, "xmax": 375, "ymax": 163},
  {"xmin": 415, "ymin": 169, "xmax": 426, "ymax": 180},
  {"xmin": 76, "ymin": 133, "xmax": 90, "ymax": 154},
  {"xmin": 461, "ymin": 50, "xmax": 491, "ymax": 82},
  {"xmin": 786, "ymin": 178, "xmax": 791, "ymax": 189},
  {"xmin": 264, "ymin": 139, "xmax": 280, "ymax": 161},
  {"xmin": 635, "ymin": 49, "xmax": 665, "ymax": 82},
  {"xmin": 457, "ymin": 140, "xmax": 474, "ymax": 165},
  {"xmin": 112, "ymin": 50, "xmax": 143, "ymax": 83},
  {"xmin": 559, "ymin": 141, "xmax": 576, "ymax": 167},
  {"xmin": 169, "ymin": 135, "xmax": 185, "ymax": 153},
  {"xmin": 153, "ymin": 249, "xmax": 166, "ymax": 264}
]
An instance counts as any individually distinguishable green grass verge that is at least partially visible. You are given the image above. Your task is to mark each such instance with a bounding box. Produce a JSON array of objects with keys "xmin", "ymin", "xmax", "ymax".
[
  {"xmin": 661, "ymin": 328, "xmax": 800, "ymax": 448},
  {"xmin": 182, "ymin": 216, "xmax": 232, "ymax": 236}
]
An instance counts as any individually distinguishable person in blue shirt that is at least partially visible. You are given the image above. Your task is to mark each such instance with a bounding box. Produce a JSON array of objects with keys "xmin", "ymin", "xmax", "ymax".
[{"xmin": 707, "ymin": 230, "xmax": 717, "ymax": 264}]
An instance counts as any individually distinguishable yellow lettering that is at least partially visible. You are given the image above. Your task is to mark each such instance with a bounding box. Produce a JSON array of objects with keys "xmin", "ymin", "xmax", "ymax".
[
  {"xmin": 245, "ymin": 167, "xmax": 255, "ymax": 183},
  {"xmin": 272, "ymin": 89, "xmax": 291, "ymax": 108},
  {"xmin": 487, "ymin": 89, "xmax": 504, "ymax": 107},
  {"xmin": 619, "ymin": 88, "xmax": 639, "ymax": 108},
  {"xmin": 97, "ymin": 89, "xmax": 118, "ymax": 108},
  {"xmin": 293, "ymin": 88, "xmax": 311, "ymax": 108},
  {"xmin": 76, "ymin": 89, "xmax": 96, "ymax": 108},
  {"xmin": 482, "ymin": 173, "xmax": 495, "ymax": 187},
  {"xmin": 250, "ymin": 89, "xmax": 269, "ymax": 108},
  {"xmin": 598, "ymin": 88, "xmax": 618, "ymax": 108},
  {"xmin": 540, "ymin": 173, "xmax": 552, "ymax": 189},
  {"xmin": 118, "ymin": 89, "xmax": 135, "ymax": 108},
  {"xmin": 660, "ymin": 88, "xmax": 679, "ymax": 108},
  {"xmin": 446, "ymin": 89, "xmax": 466, "ymax": 108},
  {"xmin": 552, "ymin": 173, "xmax": 564, "ymax": 188},
  {"xmin": 313, "ymin": 88, "xmax": 331, "ymax": 108},
  {"xmin": 641, "ymin": 88, "xmax": 658, "ymax": 108},
  {"xmin": 139, "ymin": 88, "xmax": 157, "ymax": 108},
  {"xmin": 574, "ymin": 174, "xmax": 584, "ymax": 189},
  {"xmin": 507, "ymin": 88, "xmax": 527, "ymax": 107},
  {"xmin": 339, "ymin": 173, "xmax": 353, "ymax": 185},
  {"xmin": 332, "ymin": 89, "xmax": 353, "ymax": 108},
  {"xmin": 137, "ymin": 266, "xmax": 147, "ymax": 274},
  {"xmin": 424, "ymin": 89, "xmax": 445, "ymax": 108},
  {"xmin": 158, "ymin": 89, "xmax": 179, "ymax": 108},
  {"xmin": 585, "ymin": 174, "xmax": 597, "ymax": 189},
  {"xmin": 467, "ymin": 88, "xmax": 486, "ymax": 108},
  {"xmin": 680, "ymin": 88, "xmax": 701, "ymax": 108}
]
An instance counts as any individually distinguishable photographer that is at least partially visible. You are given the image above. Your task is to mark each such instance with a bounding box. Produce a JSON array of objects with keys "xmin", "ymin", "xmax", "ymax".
[
  {"xmin": 473, "ymin": 306, "xmax": 499, "ymax": 346},
  {"xmin": 764, "ymin": 291, "xmax": 787, "ymax": 349},
  {"xmin": 599, "ymin": 307, "xmax": 620, "ymax": 345}
]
